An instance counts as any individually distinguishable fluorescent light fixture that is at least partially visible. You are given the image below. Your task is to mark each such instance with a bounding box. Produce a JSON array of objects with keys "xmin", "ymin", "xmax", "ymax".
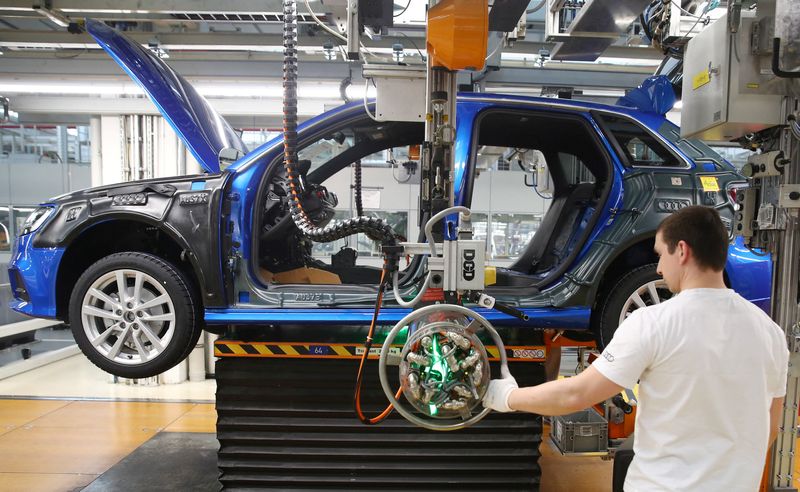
[
  {"xmin": 484, "ymin": 85, "xmax": 626, "ymax": 98},
  {"xmin": 60, "ymin": 9, "xmax": 153, "ymax": 14},
  {"xmin": 0, "ymin": 81, "xmax": 144, "ymax": 95},
  {"xmin": 0, "ymin": 80, "xmax": 345, "ymax": 100},
  {"xmin": 596, "ymin": 56, "xmax": 661, "ymax": 67},
  {"xmin": 196, "ymin": 83, "xmax": 341, "ymax": 99},
  {"xmin": 501, "ymin": 52, "xmax": 661, "ymax": 67},
  {"xmin": 344, "ymin": 83, "xmax": 377, "ymax": 100}
]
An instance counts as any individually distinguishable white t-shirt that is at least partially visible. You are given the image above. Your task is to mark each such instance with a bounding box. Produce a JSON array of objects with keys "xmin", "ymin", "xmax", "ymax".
[{"xmin": 592, "ymin": 288, "xmax": 789, "ymax": 492}]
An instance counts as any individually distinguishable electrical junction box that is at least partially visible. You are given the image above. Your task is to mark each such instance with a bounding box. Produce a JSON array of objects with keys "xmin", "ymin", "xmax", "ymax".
[
  {"xmin": 362, "ymin": 64, "xmax": 426, "ymax": 123},
  {"xmin": 681, "ymin": 13, "xmax": 784, "ymax": 141},
  {"xmin": 443, "ymin": 239, "xmax": 485, "ymax": 292}
]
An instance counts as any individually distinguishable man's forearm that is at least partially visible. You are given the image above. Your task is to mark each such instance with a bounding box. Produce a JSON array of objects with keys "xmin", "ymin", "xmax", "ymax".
[{"xmin": 507, "ymin": 378, "xmax": 585, "ymax": 416}]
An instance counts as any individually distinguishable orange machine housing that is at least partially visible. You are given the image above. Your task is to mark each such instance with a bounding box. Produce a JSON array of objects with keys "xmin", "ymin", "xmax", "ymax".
[{"xmin": 426, "ymin": 0, "xmax": 488, "ymax": 71}]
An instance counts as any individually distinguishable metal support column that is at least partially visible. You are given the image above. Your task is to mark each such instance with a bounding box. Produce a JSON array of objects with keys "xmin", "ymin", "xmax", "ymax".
[
  {"xmin": 768, "ymin": 2, "xmax": 800, "ymax": 488},
  {"xmin": 770, "ymin": 121, "xmax": 800, "ymax": 491},
  {"xmin": 89, "ymin": 116, "xmax": 102, "ymax": 186}
]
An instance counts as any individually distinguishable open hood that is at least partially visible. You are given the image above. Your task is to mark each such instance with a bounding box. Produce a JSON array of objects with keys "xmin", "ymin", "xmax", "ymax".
[{"xmin": 86, "ymin": 19, "xmax": 247, "ymax": 173}]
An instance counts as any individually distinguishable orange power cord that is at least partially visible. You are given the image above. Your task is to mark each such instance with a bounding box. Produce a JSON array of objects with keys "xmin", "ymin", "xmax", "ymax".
[{"xmin": 354, "ymin": 267, "xmax": 403, "ymax": 425}]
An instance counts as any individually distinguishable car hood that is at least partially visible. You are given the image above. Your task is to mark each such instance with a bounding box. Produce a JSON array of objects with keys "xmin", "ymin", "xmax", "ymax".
[{"xmin": 86, "ymin": 18, "xmax": 247, "ymax": 173}]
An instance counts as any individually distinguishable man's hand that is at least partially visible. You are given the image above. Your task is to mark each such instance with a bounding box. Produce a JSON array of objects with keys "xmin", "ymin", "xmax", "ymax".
[{"xmin": 483, "ymin": 367, "xmax": 519, "ymax": 413}]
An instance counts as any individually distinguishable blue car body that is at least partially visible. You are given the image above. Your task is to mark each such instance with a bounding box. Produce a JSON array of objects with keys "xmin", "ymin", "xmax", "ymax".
[{"xmin": 9, "ymin": 19, "xmax": 772, "ymax": 334}]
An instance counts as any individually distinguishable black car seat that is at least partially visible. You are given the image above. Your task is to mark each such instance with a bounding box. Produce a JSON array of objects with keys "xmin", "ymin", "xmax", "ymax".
[{"xmin": 494, "ymin": 182, "xmax": 596, "ymax": 287}]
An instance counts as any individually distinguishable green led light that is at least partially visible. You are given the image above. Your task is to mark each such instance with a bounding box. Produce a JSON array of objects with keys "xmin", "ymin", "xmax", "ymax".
[{"xmin": 423, "ymin": 333, "xmax": 451, "ymax": 416}]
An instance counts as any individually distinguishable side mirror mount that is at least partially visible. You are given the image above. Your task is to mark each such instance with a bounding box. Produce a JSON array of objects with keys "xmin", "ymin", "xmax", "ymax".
[{"xmin": 218, "ymin": 147, "xmax": 245, "ymax": 170}]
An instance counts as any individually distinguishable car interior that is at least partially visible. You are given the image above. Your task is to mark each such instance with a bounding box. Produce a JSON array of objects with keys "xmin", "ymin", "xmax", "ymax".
[
  {"xmin": 475, "ymin": 110, "xmax": 612, "ymax": 289},
  {"xmin": 255, "ymin": 109, "xmax": 611, "ymax": 291},
  {"xmin": 256, "ymin": 119, "xmax": 424, "ymax": 286}
]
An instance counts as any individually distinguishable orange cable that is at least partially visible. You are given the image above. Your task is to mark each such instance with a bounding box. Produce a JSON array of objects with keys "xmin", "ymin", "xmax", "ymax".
[{"xmin": 354, "ymin": 267, "xmax": 403, "ymax": 425}]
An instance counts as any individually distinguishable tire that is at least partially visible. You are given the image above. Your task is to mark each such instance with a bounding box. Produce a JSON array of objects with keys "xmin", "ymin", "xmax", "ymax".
[
  {"xmin": 595, "ymin": 264, "xmax": 673, "ymax": 349},
  {"xmin": 69, "ymin": 252, "xmax": 202, "ymax": 378}
]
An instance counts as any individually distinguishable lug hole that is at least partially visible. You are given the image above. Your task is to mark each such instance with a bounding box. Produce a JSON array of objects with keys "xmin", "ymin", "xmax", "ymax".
[
  {"xmin": 137, "ymin": 311, "xmax": 144, "ymax": 318},
  {"xmin": 120, "ymin": 322, "xmax": 127, "ymax": 329},
  {"xmin": 126, "ymin": 302, "xmax": 134, "ymax": 309}
]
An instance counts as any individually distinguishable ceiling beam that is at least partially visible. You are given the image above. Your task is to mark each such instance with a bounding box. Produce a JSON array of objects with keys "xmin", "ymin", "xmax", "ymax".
[{"xmin": 0, "ymin": 28, "xmax": 661, "ymax": 63}]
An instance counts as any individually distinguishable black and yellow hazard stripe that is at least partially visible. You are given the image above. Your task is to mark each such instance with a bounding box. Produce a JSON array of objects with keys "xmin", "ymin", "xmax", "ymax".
[{"xmin": 214, "ymin": 341, "xmax": 546, "ymax": 362}]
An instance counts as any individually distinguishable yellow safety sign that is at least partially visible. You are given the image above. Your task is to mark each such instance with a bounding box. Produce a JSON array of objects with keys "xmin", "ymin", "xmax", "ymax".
[
  {"xmin": 700, "ymin": 176, "xmax": 720, "ymax": 192},
  {"xmin": 692, "ymin": 69, "xmax": 710, "ymax": 90}
]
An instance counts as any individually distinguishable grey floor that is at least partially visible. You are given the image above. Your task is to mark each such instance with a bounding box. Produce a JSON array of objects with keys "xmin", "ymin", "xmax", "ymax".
[{"xmin": 82, "ymin": 432, "xmax": 221, "ymax": 492}]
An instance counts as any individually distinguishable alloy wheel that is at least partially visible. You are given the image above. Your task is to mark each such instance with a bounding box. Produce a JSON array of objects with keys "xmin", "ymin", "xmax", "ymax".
[
  {"xmin": 80, "ymin": 268, "xmax": 176, "ymax": 365},
  {"xmin": 618, "ymin": 279, "xmax": 671, "ymax": 325}
]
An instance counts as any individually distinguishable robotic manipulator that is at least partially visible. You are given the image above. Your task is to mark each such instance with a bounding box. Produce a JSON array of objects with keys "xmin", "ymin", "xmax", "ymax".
[{"xmin": 282, "ymin": 0, "xmax": 525, "ymax": 430}]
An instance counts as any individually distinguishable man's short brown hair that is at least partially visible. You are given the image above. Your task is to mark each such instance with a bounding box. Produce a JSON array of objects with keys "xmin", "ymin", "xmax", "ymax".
[{"xmin": 656, "ymin": 205, "xmax": 728, "ymax": 272}]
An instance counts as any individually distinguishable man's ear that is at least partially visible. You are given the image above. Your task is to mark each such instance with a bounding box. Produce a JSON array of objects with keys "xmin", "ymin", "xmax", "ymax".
[{"xmin": 677, "ymin": 240, "xmax": 691, "ymax": 265}]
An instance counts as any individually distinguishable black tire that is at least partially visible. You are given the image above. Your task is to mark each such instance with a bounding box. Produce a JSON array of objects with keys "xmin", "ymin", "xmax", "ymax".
[
  {"xmin": 69, "ymin": 252, "xmax": 202, "ymax": 378},
  {"xmin": 595, "ymin": 264, "xmax": 672, "ymax": 350}
]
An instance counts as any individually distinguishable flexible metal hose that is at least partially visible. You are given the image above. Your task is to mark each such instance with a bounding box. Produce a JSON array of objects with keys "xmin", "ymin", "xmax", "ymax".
[
  {"xmin": 282, "ymin": 0, "xmax": 399, "ymax": 259},
  {"xmin": 354, "ymin": 159, "xmax": 364, "ymax": 217}
]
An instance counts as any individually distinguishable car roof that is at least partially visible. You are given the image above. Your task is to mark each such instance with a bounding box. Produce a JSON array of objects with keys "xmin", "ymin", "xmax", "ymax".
[{"xmin": 229, "ymin": 91, "xmax": 674, "ymax": 173}]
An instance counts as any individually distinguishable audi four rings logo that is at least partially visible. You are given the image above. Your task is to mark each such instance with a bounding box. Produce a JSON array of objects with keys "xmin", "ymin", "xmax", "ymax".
[{"xmin": 462, "ymin": 249, "xmax": 476, "ymax": 281}]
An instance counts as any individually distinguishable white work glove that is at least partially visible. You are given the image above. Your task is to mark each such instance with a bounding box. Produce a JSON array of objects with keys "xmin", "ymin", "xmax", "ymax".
[{"xmin": 482, "ymin": 366, "xmax": 519, "ymax": 413}]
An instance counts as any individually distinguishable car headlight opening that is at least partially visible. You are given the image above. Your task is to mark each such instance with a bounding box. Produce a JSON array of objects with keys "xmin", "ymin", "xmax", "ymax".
[{"xmin": 20, "ymin": 206, "xmax": 55, "ymax": 236}]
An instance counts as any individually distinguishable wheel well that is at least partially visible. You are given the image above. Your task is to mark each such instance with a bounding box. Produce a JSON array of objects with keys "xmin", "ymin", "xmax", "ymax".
[
  {"xmin": 590, "ymin": 237, "xmax": 733, "ymax": 323},
  {"xmin": 588, "ymin": 237, "xmax": 657, "ymax": 331},
  {"xmin": 55, "ymin": 220, "xmax": 200, "ymax": 320}
]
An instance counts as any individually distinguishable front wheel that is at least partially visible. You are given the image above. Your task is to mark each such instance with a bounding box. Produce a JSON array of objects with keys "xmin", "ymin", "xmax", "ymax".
[
  {"xmin": 595, "ymin": 264, "xmax": 672, "ymax": 349},
  {"xmin": 69, "ymin": 252, "xmax": 201, "ymax": 378}
]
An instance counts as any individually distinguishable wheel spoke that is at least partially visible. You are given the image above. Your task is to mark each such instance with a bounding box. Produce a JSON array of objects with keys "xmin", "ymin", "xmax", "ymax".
[
  {"xmin": 139, "ymin": 322, "xmax": 165, "ymax": 352},
  {"xmin": 136, "ymin": 294, "xmax": 169, "ymax": 311},
  {"xmin": 88, "ymin": 288, "xmax": 119, "ymax": 309},
  {"xmin": 107, "ymin": 327, "xmax": 131, "ymax": 359},
  {"xmin": 91, "ymin": 324, "xmax": 119, "ymax": 347},
  {"xmin": 83, "ymin": 305, "xmax": 121, "ymax": 321},
  {"xmin": 132, "ymin": 272, "xmax": 144, "ymax": 307},
  {"xmin": 630, "ymin": 292, "xmax": 646, "ymax": 309},
  {"xmin": 115, "ymin": 271, "xmax": 128, "ymax": 301},
  {"xmin": 141, "ymin": 312, "xmax": 175, "ymax": 323},
  {"xmin": 647, "ymin": 283, "xmax": 661, "ymax": 304},
  {"xmin": 132, "ymin": 331, "xmax": 149, "ymax": 362}
]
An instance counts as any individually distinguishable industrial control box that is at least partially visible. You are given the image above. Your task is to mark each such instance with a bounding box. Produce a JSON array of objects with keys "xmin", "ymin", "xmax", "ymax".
[{"xmin": 681, "ymin": 13, "xmax": 784, "ymax": 141}]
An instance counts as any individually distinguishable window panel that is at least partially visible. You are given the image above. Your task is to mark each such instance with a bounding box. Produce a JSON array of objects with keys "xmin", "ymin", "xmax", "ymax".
[{"xmin": 599, "ymin": 114, "xmax": 684, "ymax": 168}]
